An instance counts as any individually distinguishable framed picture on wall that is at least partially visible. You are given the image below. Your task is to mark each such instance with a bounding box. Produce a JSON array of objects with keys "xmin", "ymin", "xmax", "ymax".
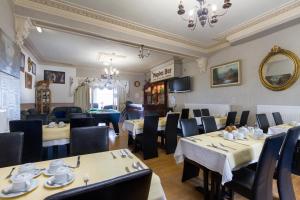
[
  {"xmin": 32, "ymin": 62, "xmax": 36, "ymax": 75},
  {"xmin": 20, "ymin": 52, "xmax": 25, "ymax": 72},
  {"xmin": 25, "ymin": 72, "xmax": 32, "ymax": 89},
  {"xmin": 210, "ymin": 60, "xmax": 241, "ymax": 88},
  {"xmin": 44, "ymin": 70, "xmax": 65, "ymax": 84}
]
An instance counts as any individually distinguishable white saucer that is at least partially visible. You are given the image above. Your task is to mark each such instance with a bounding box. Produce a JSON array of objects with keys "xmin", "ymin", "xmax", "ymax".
[
  {"xmin": 43, "ymin": 168, "xmax": 57, "ymax": 176},
  {"xmin": 12, "ymin": 169, "xmax": 43, "ymax": 181},
  {"xmin": 44, "ymin": 173, "xmax": 75, "ymax": 188},
  {"xmin": 0, "ymin": 179, "xmax": 38, "ymax": 198}
]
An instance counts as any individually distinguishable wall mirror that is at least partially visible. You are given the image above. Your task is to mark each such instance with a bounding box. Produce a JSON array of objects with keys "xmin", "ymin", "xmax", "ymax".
[{"xmin": 259, "ymin": 46, "xmax": 300, "ymax": 91}]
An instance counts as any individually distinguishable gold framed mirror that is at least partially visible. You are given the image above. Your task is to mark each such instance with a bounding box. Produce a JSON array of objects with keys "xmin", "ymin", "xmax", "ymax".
[{"xmin": 259, "ymin": 46, "xmax": 300, "ymax": 91}]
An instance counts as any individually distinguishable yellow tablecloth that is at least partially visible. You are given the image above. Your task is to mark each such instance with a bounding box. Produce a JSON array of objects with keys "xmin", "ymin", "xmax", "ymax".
[
  {"xmin": 42, "ymin": 124, "xmax": 70, "ymax": 142},
  {"xmin": 0, "ymin": 150, "xmax": 166, "ymax": 200},
  {"xmin": 174, "ymin": 131, "xmax": 266, "ymax": 184}
]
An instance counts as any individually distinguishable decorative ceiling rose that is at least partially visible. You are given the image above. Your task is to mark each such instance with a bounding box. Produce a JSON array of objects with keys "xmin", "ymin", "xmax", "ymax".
[
  {"xmin": 138, "ymin": 45, "xmax": 150, "ymax": 59},
  {"xmin": 177, "ymin": 0, "xmax": 232, "ymax": 29}
]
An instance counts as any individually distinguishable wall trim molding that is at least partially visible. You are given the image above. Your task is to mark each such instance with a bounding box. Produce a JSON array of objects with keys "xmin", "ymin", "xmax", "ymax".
[{"xmin": 14, "ymin": 0, "xmax": 300, "ymax": 54}]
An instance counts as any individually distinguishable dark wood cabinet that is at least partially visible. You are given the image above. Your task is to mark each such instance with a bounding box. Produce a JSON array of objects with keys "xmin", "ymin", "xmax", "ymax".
[{"xmin": 143, "ymin": 81, "xmax": 168, "ymax": 116}]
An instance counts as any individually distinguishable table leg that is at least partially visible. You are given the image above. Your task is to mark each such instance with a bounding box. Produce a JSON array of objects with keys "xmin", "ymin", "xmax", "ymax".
[
  {"xmin": 182, "ymin": 158, "xmax": 200, "ymax": 182},
  {"xmin": 210, "ymin": 171, "xmax": 222, "ymax": 200}
]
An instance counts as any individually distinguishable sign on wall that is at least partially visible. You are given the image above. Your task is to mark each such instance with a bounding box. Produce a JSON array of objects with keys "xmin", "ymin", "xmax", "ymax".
[{"xmin": 150, "ymin": 60, "xmax": 175, "ymax": 82}]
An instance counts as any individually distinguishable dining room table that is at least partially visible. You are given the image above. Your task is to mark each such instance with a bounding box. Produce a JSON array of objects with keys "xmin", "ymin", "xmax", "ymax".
[
  {"xmin": 0, "ymin": 149, "xmax": 166, "ymax": 200},
  {"xmin": 42, "ymin": 124, "xmax": 70, "ymax": 147},
  {"xmin": 268, "ymin": 123, "xmax": 300, "ymax": 139},
  {"xmin": 174, "ymin": 130, "xmax": 267, "ymax": 199},
  {"xmin": 122, "ymin": 115, "xmax": 228, "ymax": 138}
]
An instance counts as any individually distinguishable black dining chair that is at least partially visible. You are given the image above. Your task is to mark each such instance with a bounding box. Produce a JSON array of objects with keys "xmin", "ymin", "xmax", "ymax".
[
  {"xmin": 70, "ymin": 117, "xmax": 96, "ymax": 129},
  {"xmin": 181, "ymin": 108, "xmax": 189, "ymax": 119},
  {"xmin": 70, "ymin": 113, "xmax": 91, "ymax": 118},
  {"xmin": 70, "ymin": 126, "xmax": 109, "ymax": 156},
  {"xmin": 224, "ymin": 111, "xmax": 237, "ymax": 127},
  {"xmin": 238, "ymin": 110, "xmax": 250, "ymax": 127},
  {"xmin": 103, "ymin": 105, "xmax": 114, "ymax": 109},
  {"xmin": 127, "ymin": 111, "xmax": 141, "ymax": 120},
  {"xmin": 224, "ymin": 133, "xmax": 286, "ymax": 200},
  {"xmin": 256, "ymin": 114, "xmax": 270, "ymax": 133},
  {"xmin": 272, "ymin": 112, "xmax": 284, "ymax": 125},
  {"xmin": 276, "ymin": 127, "xmax": 300, "ymax": 200},
  {"xmin": 201, "ymin": 108, "xmax": 210, "ymax": 116},
  {"xmin": 26, "ymin": 114, "xmax": 48, "ymax": 125},
  {"xmin": 0, "ymin": 132, "xmax": 24, "ymax": 168},
  {"xmin": 135, "ymin": 115, "xmax": 159, "ymax": 160},
  {"xmin": 9, "ymin": 120, "xmax": 43, "ymax": 163},
  {"xmin": 180, "ymin": 118, "xmax": 199, "ymax": 137},
  {"xmin": 193, "ymin": 109, "xmax": 202, "ymax": 117},
  {"xmin": 160, "ymin": 113, "xmax": 180, "ymax": 154},
  {"xmin": 202, "ymin": 116, "xmax": 218, "ymax": 133},
  {"xmin": 45, "ymin": 169, "xmax": 152, "ymax": 200}
]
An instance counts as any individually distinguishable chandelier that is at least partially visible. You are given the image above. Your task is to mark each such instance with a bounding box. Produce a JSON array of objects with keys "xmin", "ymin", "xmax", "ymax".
[
  {"xmin": 102, "ymin": 58, "xmax": 119, "ymax": 89},
  {"xmin": 138, "ymin": 45, "xmax": 150, "ymax": 59},
  {"xmin": 177, "ymin": 0, "xmax": 232, "ymax": 29}
]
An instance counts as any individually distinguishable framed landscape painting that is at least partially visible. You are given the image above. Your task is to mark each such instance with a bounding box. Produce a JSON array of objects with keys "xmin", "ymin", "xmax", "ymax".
[
  {"xmin": 44, "ymin": 70, "xmax": 65, "ymax": 84},
  {"xmin": 210, "ymin": 60, "xmax": 241, "ymax": 88}
]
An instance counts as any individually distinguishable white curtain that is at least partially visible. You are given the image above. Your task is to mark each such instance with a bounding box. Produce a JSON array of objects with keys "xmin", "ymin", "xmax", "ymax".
[
  {"xmin": 116, "ymin": 80, "xmax": 129, "ymax": 111},
  {"xmin": 74, "ymin": 85, "xmax": 90, "ymax": 112}
]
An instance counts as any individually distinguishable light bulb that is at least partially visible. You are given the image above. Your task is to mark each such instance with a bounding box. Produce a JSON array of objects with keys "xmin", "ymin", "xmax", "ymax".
[
  {"xmin": 104, "ymin": 68, "xmax": 108, "ymax": 74},
  {"xmin": 189, "ymin": 9, "xmax": 194, "ymax": 16},
  {"xmin": 211, "ymin": 4, "xmax": 217, "ymax": 12},
  {"xmin": 36, "ymin": 26, "xmax": 43, "ymax": 33}
]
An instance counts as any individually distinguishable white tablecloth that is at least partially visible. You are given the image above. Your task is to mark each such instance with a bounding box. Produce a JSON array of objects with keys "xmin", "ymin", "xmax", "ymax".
[
  {"xmin": 174, "ymin": 132, "xmax": 266, "ymax": 184},
  {"xmin": 268, "ymin": 124, "xmax": 300, "ymax": 139}
]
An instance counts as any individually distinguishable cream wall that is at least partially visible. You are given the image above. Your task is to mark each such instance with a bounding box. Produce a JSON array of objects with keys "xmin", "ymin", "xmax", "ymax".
[
  {"xmin": 36, "ymin": 65, "xmax": 76, "ymax": 103},
  {"xmin": 173, "ymin": 23, "xmax": 300, "ymax": 125},
  {"xmin": 76, "ymin": 68, "xmax": 145, "ymax": 104}
]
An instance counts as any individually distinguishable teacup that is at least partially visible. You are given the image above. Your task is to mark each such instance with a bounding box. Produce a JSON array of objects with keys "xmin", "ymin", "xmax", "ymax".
[
  {"xmin": 18, "ymin": 163, "xmax": 36, "ymax": 174},
  {"xmin": 48, "ymin": 159, "xmax": 65, "ymax": 174},
  {"xmin": 224, "ymin": 132, "xmax": 234, "ymax": 140},
  {"xmin": 253, "ymin": 128, "xmax": 264, "ymax": 139},
  {"xmin": 48, "ymin": 122, "xmax": 56, "ymax": 128},
  {"xmin": 289, "ymin": 121, "xmax": 298, "ymax": 126},
  {"xmin": 237, "ymin": 132, "xmax": 245, "ymax": 140},
  {"xmin": 58, "ymin": 121, "xmax": 65, "ymax": 128},
  {"xmin": 53, "ymin": 167, "xmax": 71, "ymax": 184},
  {"xmin": 11, "ymin": 173, "xmax": 32, "ymax": 192}
]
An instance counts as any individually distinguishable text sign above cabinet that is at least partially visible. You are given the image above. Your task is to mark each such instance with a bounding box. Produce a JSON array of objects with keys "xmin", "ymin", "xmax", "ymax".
[{"xmin": 151, "ymin": 60, "xmax": 181, "ymax": 82}]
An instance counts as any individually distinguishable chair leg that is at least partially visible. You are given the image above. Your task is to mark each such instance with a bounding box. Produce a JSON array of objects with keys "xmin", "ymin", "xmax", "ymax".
[{"xmin": 182, "ymin": 158, "xmax": 200, "ymax": 182}]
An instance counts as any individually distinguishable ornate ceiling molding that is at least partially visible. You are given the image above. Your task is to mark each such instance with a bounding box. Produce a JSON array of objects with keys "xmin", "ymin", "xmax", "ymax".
[{"xmin": 216, "ymin": 0, "xmax": 300, "ymax": 42}]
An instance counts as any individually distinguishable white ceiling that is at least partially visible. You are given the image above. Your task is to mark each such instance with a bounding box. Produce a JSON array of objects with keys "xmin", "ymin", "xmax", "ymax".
[
  {"xmin": 61, "ymin": 0, "xmax": 293, "ymax": 46},
  {"xmin": 27, "ymin": 28, "xmax": 174, "ymax": 73}
]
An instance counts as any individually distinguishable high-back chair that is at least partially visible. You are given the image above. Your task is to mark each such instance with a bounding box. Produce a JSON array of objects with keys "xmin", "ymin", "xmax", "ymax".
[
  {"xmin": 225, "ymin": 111, "xmax": 237, "ymax": 127},
  {"xmin": 70, "ymin": 126, "xmax": 109, "ymax": 156},
  {"xmin": 202, "ymin": 116, "xmax": 217, "ymax": 133},
  {"xmin": 193, "ymin": 109, "xmax": 202, "ymax": 117},
  {"xmin": 181, "ymin": 108, "xmax": 189, "ymax": 119},
  {"xmin": 180, "ymin": 118, "xmax": 198, "ymax": 137},
  {"xmin": 9, "ymin": 120, "xmax": 43, "ymax": 163},
  {"xmin": 225, "ymin": 133, "xmax": 286, "ymax": 200},
  {"xmin": 238, "ymin": 111, "xmax": 250, "ymax": 127},
  {"xmin": 201, "ymin": 108, "xmax": 210, "ymax": 117},
  {"xmin": 45, "ymin": 169, "xmax": 153, "ymax": 200},
  {"xmin": 70, "ymin": 117, "xmax": 96, "ymax": 129},
  {"xmin": 272, "ymin": 112, "xmax": 284, "ymax": 125},
  {"xmin": 256, "ymin": 114, "xmax": 270, "ymax": 133},
  {"xmin": 0, "ymin": 132, "xmax": 24, "ymax": 167},
  {"xmin": 276, "ymin": 127, "xmax": 300, "ymax": 200},
  {"xmin": 70, "ymin": 113, "xmax": 91, "ymax": 118},
  {"xmin": 164, "ymin": 113, "xmax": 180, "ymax": 154}
]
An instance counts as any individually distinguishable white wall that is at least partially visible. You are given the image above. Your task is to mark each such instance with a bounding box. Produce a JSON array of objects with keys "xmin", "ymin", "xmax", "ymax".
[
  {"xmin": 0, "ymin": 0, "xmax": 20, "ymax": 131},
  {"xmin": 173, "ymin": 23, "xmax": 300, "ymax": 125},
  {"xmin": 36, "ymin": 65, "xmax": 76, "ymax": 103},
  {"xmin": 76, "ymin": 68, "xmax": 145, "ymax": 104}
]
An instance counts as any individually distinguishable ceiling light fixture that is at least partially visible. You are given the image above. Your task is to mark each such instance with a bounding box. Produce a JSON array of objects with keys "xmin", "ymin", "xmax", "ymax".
[
  {"xmin": 36, "ymin": 26, "xmax": 43, "ymax": 33},
  {"xmin": 177, "ymin": 0, "xmax": 232, "ymax": 29},
  {"xmin": 138, "ymin": 45, "xmax": 150, "ymax": 59}
]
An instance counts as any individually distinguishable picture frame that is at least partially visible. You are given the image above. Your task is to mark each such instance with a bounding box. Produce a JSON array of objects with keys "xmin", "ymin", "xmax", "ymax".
[
  {"xmin": 32, "ymin": 62, "xmax": 36, "ymax": 75},
  {"xmin": 0, "ymin": 28, "xmax": 21, "ymax": 78},
  {"xmin": 20, "ymin": 52, "xmax": 25, "ymax": 72},
  {"xmin": 25, "ymin": 72, "xmax": 32, "ymax": 89},
  {"xmin": 44, "ymin": 70, "xmax": 65, "ymax": 84},
  {"xmin": 210, "ymin": 60, "xmax": 241, "ymax": 88}
]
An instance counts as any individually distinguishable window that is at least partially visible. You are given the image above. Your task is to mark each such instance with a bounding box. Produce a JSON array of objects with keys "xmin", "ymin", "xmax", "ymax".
[{"xmin": 91, "ymin": 88, "xmax": 117, "ymax": 109}]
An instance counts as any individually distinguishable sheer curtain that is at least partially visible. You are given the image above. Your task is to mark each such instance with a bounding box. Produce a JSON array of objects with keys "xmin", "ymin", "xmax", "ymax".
[
  {"xmin": 74, "ymin": 85, "xmax": 90, "ymax": 112},
  {"xmin": 116, "ymin": 80, "xmax": 129, "ymax": 111}
]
